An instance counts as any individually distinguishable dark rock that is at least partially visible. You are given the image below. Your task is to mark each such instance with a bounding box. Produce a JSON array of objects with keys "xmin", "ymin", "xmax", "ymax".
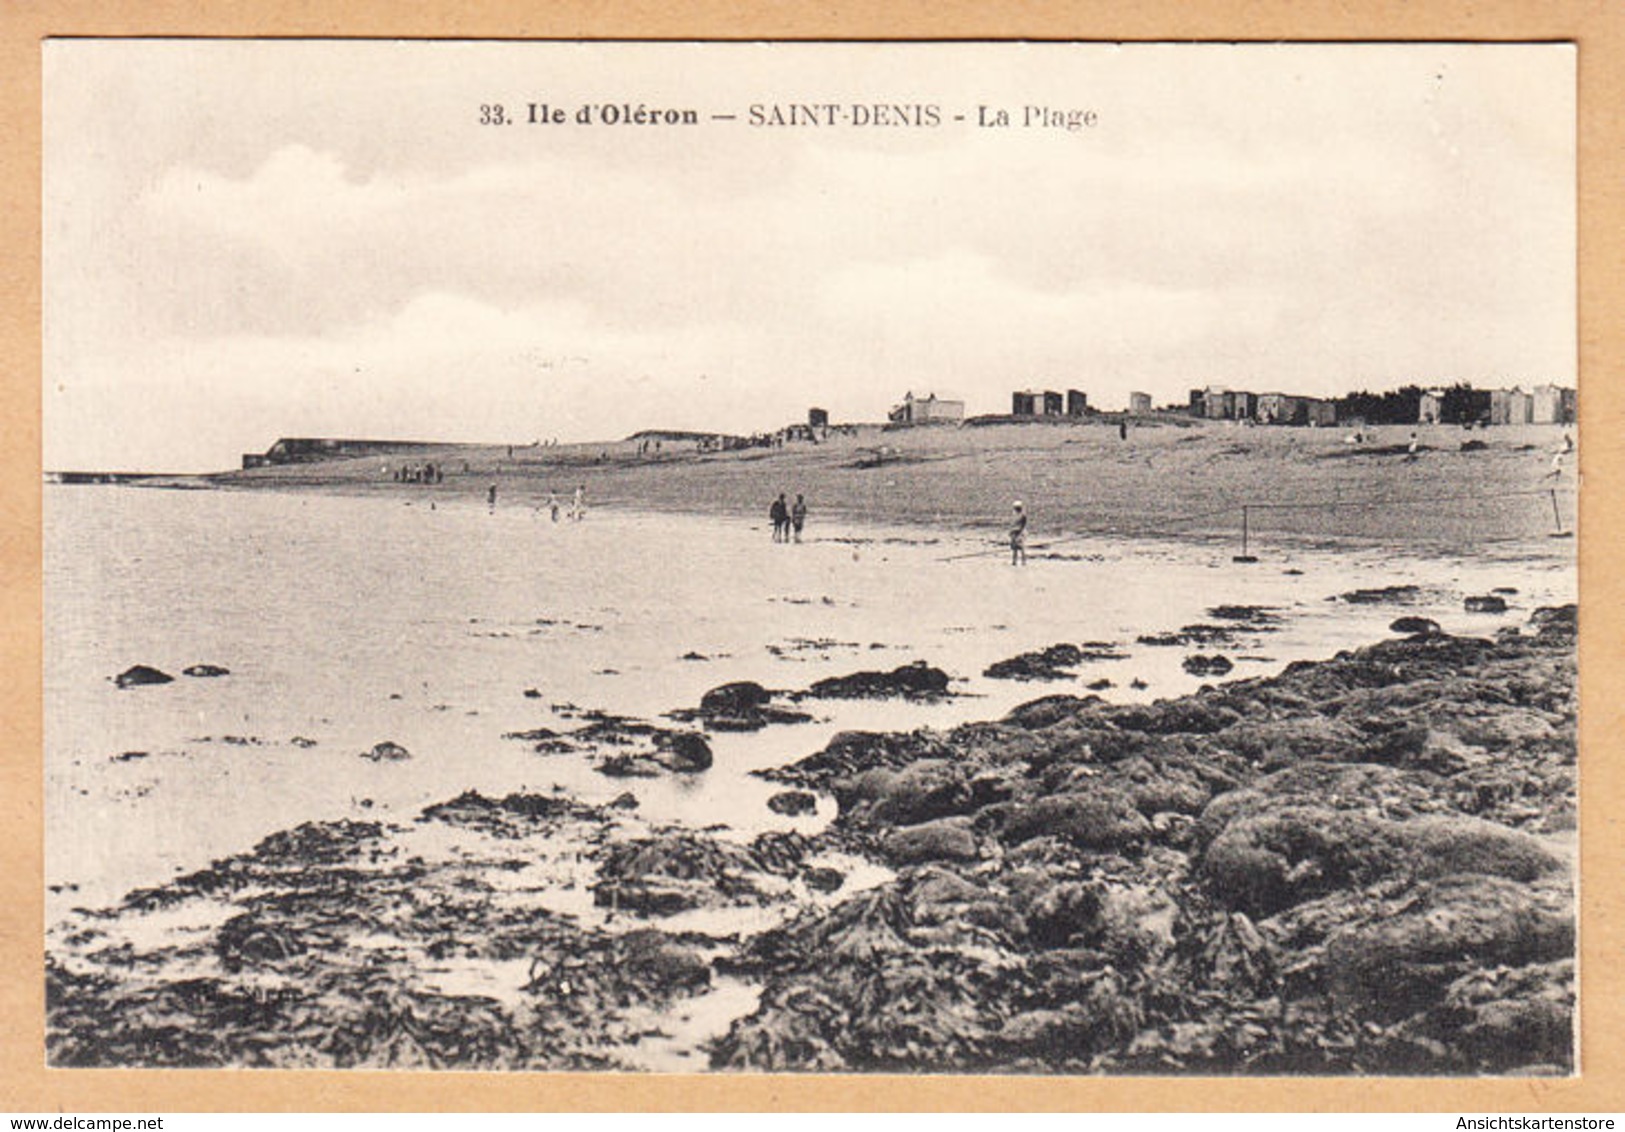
[
  {"xmin": 806, "ymin": 660, "xmax": 951, "ymax": 700},
  {"xmin": 1465, "ymin": 595, "xmax": 1509, "ymax": 614},
  {"xmin": 1109, "ymin": 698, "xmax": 1240, "ymax": 735},
  {"xmin": 616, "ymin": 929, "xmax": 712, "ymax": 992},
  {"xmin": 290, "ymin": 736, "xmax": 318, "ymax": 748},
  {"xmin": 1003, "ymin": 694, "xmax": 1095, "ymax": 730},
  {"xmin": 597, "ymin": 753, "xmax": 661, "ymax": 778},
  {"xmin": 1530, "ymin": 605, "xmax": 1576, "ymax": 636},
  {"xmin": 1426, "ymin": 960, "xmax": 1574, "ymax": 1073},
  {"xmin": 609, "ymin": 791, "xmax": 640, "ymax": 810},
  {"xmin": 653, "ymin": 730, "xmax": 712, "ymax": 772},
  {"xmin": 1140, "ymin": 625, "xmax": 1237, "ymax": 648},
  {"xmin": 881, "ymin": 817, "xmax": 979, "ymax": 864},
  {"xmin": 215, "ymin": 913, "xmax": 305, "ymax": 973},
  {"xmin": 803, "ymin": 866, "xmax": 845, "ymax": 894},
  {"xmin": 1390, "ymin": 617, "xmax": 1442, "ymax": 637},
  {"xmin": 995, "ymin": 790, "xmax": 1151, "ymax": 851},
  {"xmin": 1086, "ymin": 678, "xmax": 1114, "ymax": 691},
  {"xmin": 114, "ymin": 665, "xmax": 173, "ymax": 688},
  {"xmin": 1325, "ymin": 876, "xmax": 1573, "ymax": 1024},
  {"xmin": 679, "ymin": 681, "xmax": 813, "ymax": 731},
  {"xmin": 1183, "ymin": 655, "xmax": 1234, "ymax": 677},
  {"xmin": 360, "ymin": 741, "xmax": 410, "ymax": 762},
  {"xmin": 522, "ymin": 688, "xmax": 543, "ymax": 698},
  {"xmin": 1022, "ymin": 881, "xmax": 1102, "ymax": 948},
  {"xmin": 594, "ymin": 831, "xmax": 784, "ymax": 916},
  {"xmin": 1337, "ymin": 584, "xmax": 1423, "ymax": 605},
  {"xmin": 771, "ymin": 728, "xmax": 955, "ymax": 784},
  {"xmin": 767, "ymin": 790, "xmax": 817, "ymax": 817},
  {"xmin": 700, "ymin": 681, "xmax": 773, "ymax": 714},
  {"xmin": 1207, "ymin": 605, "xmax": 1283, "ymax": 625},
  {"xmin": 983, "ymin": 644, "xmax": 1086, "ymax": 681},
  {"xmin": 1200, "ymin": 793, "xmax": 1563, "ymax": 917},
  {"xmin": 848, "ymin": 760, "xmax": 974, "ymax": 826},
  {"xmin": 182, "ymin": 664, "xmax": 230, "ymax": 678}
]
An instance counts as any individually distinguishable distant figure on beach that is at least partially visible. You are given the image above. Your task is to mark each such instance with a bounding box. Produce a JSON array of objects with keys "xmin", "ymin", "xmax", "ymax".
[
  {"xmin": 790, "ymin": 494, "xmax": 807, "ymax": 543},
  {"xmin": 547, "ymin": 492, "xmax": 560, "ymax": 521},
  {"xmin": 770, "ymin": 494, "xmax": 789, "ymax": 542},
  {"xmin": 1405, "ymin": 432, "xmax": 1420, "ymax": 462},
  {"xmin": 1119, "ymin": 420, "xmax": 1128, "ymax": 441},
  {"xmin": 1547, "ymin": 433, "xmax": 1574, "ymax": 480},
  {"xmin": 572, "ymin": 484, "xmax": 586, "ymax": 520},
  {"xmin": 487, "ymin": 483, "xmax": 497, "ymax": 510},
  {"xmin": 1009, "ymin": 501, "xmax": 1028, "ymax": 566}
]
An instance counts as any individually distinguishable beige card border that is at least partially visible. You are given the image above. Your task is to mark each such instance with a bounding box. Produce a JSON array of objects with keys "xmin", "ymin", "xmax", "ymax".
[{"xmin": 2, "ymin": 1, "xmax": 1618, "ymax": 1113}]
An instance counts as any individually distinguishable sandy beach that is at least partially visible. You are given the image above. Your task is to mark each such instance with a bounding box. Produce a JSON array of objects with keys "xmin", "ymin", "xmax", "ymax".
[
  {"xmin": 42, "ymin": 419, "xmax": 1578, "ymax": 1074},
  {"xmin": 215, "ymin": 418, "xmax": 1578, "ymax": 553}
]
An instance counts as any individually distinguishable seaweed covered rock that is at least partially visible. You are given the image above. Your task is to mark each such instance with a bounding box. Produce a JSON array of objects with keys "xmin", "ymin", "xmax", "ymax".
[
  {"xmin": 681, "ymin": 681, "xmax": 813, "ymax": 731},
  {"xmin": 843, "ymin": 760, "xmax": 975, "ymax": 826},
  {"xmin": 593, "ymin": 830, "xmax": 791, "ymax": 916},
  {"xmin": 806, "ymin": 660, "xmax": 951, "ymax": 700},
  {"xmin": 983, "ymin": 644, "xmax": 1086, "ymax": 681},
  {"xmin": 767, "ymin": 790, "xmax": 818, "ymax": 817},
  {"xmin": 1200, "ymin": 802, "xmax": 1561, "ymax": 917},
  {"xmin": 1390, "ymin": 617, "xmax": 1442, "ymax": 638},
  {"xmin": 881, "ymin": 817, "xmax": 979, "ymax": 864},
  {"xmin": 993, "ymin": 790, "xmax": 1152, "ymax": 852},
  {"xmin": 1323, "ymin": 875, "xmax": 1573, "ymax": 1026}
]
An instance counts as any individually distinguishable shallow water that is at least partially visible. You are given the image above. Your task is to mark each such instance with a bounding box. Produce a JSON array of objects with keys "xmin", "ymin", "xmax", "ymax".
[{"xmin": 44, "ymin": 484, "xmax": 1575, "ymax": 921}]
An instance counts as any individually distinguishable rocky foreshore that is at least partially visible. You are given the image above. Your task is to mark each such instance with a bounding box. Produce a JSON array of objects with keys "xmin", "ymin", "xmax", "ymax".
[{"xmin": 47, "ymin": 607, "xmax": 1576, "ymax": 1073}]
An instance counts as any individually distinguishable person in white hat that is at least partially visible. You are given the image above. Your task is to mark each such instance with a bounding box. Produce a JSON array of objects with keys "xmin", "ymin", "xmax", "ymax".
[{"xmin": 1009, "ymin": 501, "xmax": 1028, "ymax": 566}]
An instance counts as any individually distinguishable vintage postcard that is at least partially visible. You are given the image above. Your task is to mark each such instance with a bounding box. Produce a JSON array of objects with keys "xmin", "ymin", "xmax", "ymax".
[{"xmin": 29, "ymin": 33, "xmax": 1592, "ymax": 1095}]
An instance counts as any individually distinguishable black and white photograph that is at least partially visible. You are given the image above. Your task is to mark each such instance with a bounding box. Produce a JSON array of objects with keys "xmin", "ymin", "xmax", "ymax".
[{"xmin": 41, "ymin": 40, "xmax": 1578, "ymax": 1075}]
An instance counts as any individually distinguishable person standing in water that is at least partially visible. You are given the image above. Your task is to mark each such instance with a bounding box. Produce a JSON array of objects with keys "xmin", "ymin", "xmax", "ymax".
[
  {"xmin": 487, "ymin": 482, "xmax": 497, "ymax": 510},
  {"xmin": 571, "ymin": 484, "xmax": 587, "ymax": 520},
  {"xmin": 1009, "ymin": 501, "xmax": 1028, "ymax": 566},
  {"xmin": 790, "ymin": 494, "xmax": 807, "ymax": 543},
  {"xmin": 547, "ymin": 492, "xmax": 560, "ymax": 521}
]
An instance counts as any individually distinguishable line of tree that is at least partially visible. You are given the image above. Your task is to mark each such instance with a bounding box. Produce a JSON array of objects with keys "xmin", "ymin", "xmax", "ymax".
[
  {"xmin": 1334, "ymin": 382, "xmax": 1487, "ymax": 425},
  {"xmin": 1334, "ymin": 384, "xmax": 1424, "ymax": 425}
]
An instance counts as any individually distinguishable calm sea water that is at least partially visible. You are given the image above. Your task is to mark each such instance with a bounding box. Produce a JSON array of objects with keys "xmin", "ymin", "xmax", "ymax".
[{"xmin": 44, "ymin": 484, "xmax": 1575, "ymax": 920}]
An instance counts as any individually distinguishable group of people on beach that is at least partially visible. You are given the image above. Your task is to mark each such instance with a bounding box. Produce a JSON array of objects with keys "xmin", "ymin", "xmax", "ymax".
[
  {"xmin": 537, "ymin": 485, "xmax": 588, "ymax": 521},
  {"xmin": 480, "ymin": 481, "xmax": 588, "ymax": 521},
  {"xmin": 768, "ymin": 493, "xmax": 808, "ymax": 543},
  {"xmin": 392, "ymin": 463, "xmax": 443, "ymax": 484}
]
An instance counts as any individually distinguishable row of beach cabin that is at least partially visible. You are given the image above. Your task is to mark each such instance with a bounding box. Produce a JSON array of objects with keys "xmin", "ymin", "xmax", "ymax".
[{"xmin": 878, "ymin": 381, "xmax": 1577, "ymax": 432}]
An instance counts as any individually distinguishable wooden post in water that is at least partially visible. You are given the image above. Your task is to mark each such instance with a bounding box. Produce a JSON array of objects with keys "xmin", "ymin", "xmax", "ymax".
[
  {"xmin": 1233, "ymin": 505, "xmax": 1259, "ymax": 563},
  {"xmin": 1550, "ymin": 488, "xmax": 1572, "ymax": 538}
]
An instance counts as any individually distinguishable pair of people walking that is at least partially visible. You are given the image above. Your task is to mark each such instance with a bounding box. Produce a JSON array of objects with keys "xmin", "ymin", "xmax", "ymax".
[{"xmin": 769, "ymin": 493, "xmax": 808, "ymax": 543}]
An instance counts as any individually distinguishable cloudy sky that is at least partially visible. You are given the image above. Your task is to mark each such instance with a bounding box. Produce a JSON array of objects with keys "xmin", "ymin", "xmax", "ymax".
[{"xmin": 44, "ymin": 41, "xmax": 1574, "ymax": 472}]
